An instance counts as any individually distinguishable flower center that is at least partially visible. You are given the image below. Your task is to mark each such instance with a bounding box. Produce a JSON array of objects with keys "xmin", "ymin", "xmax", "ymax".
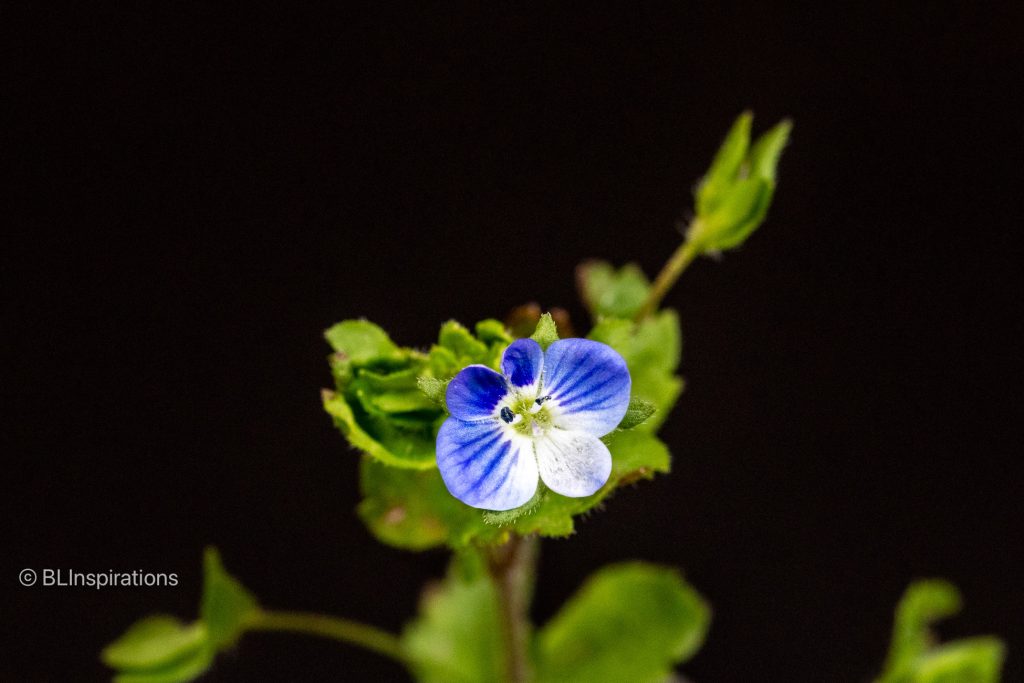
[{"xmin": 502, "ymin": 393, "xmax": 554, "ymax": 437}]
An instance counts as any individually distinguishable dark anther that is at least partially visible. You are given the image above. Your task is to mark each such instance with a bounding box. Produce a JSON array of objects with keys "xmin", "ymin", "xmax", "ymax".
[
  {"xmin": 500, "ymin": 406, "xmax": 515, "ymax": 423},
  {"xmin": 535, "ymin": 395, "xmax": 552, "ymax": 405}
]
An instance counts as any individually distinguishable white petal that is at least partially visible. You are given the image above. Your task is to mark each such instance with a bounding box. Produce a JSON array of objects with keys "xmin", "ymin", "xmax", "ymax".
[{"xmin": 534, "ymin": 428, "xmax": 612, "ymax": 498}]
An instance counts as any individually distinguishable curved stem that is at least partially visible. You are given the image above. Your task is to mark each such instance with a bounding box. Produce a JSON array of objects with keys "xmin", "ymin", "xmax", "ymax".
[
  {"xmin": 244, "ymin": 610, "xmax": 406, "ymax": 663},
  {"xmin": 487, "ymin": 535, "xmax": 539, "ymax": 683},
  {"xmin": 635, "ymin": 229, "xmax": 702, "ymax": 321}
]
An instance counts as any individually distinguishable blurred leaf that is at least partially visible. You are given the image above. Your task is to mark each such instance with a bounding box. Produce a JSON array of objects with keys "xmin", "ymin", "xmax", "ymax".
[
  {"xmin": 102, "ymin": 549, "xmax": 259, "ymax": 683},
  {"xmin": 438, "ymin": 320, "xmax": 489, "ymax": 362},
  {"xmin": 474, "ymin": 318, "xmax": 514, "ymax": 346},
  {"xmin": 696, "ymin": 111, "xmax": 752, "ymax": 216},
  {"xmin": 616, "ymin": 397, "xmax": 657, "ymax": 430},
  {"xmin": 402, "ymin": 562, "xmax": 505, "ymax": 683},
  {"xmin": 576, "ymin": 260, "xmax": 652, "ymax": 320},
  {"xmin": 110, "ymin": 652, "xmax": 214, "ymax": 683},
  {"xmin": 102, "ymin": 616, "xmax": 207, "ymax": 671},
  {"xmin": 200, "ymin": 547, "xmax": 258, "ymax": 650},
  {"xmin": 358, "ymin": 457, "xmax": 506, "ymax": 550},
  {"xmin": 324, "ymin": 320, "xmax": 400, "ymax": 363},
  {"xmin": 531, "ymin": 312, "xmax": 560, "ymax": 350},
  {"xmin": 696, "ymin": 178, "xmax": 773, "ymax": 251},
  {"xmin": 877, "ymin": 580, "xmax": 1005, "ymax": 683},
  {"xmin": 911, "ymin": 638, "xmax": 1005, "ymax": 683},
  {"xmin": 747, "ymin": 118, "xmax": 792, "ymax": 183},
  {"xmin": 428, "ymin": 320, "xmax": 507, "ymax": 378},
  {"xmin": 690, "ymin": 112, "xmax": 790, "ymax": 254},
  {"xmin": 535, "ymin": 562, "xmax": 710, "ymax": 683},
  {"xmin": 589, "ymin": 311, "xmax": 683, "ymax": 430},
  {"xmin": 885, "ymin": 579, "xmax": 962, "ymax": 675}
]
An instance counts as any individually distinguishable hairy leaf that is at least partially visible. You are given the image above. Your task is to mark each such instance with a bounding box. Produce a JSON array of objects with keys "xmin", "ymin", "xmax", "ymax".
[{"xmin": 530, "ymin": 312, "xmax": 560, "ymax": 350}]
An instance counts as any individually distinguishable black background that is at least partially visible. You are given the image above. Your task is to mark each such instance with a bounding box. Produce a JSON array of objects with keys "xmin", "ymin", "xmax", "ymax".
[{"xmin": 6, "ymin": 4, "xmax": 1023, "ymax": 681}]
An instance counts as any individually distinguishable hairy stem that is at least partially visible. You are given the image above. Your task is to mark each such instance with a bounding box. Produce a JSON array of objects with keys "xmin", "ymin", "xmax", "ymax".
[
  {"xmin": 487, "ymin": 534, "xmax": 539, "ymax": 683},
  {"xmin": 244, "ymin": 610, "xmax": 406, "ymax": 663},
  {"xmin": 635, "ymin": 227, "xmax": 702, "ymax": 321}
]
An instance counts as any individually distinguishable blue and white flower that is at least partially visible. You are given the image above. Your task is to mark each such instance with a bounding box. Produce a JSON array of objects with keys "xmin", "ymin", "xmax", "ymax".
[{"xmin": 437, "ymin": 337, "xmax": 631, "ymax": 510}]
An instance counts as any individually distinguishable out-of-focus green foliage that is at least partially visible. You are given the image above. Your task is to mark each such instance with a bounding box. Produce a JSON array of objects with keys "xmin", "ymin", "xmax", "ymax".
[
  {"xmin": 402, "ymin": 557, "xmax": 709, "ymax": 683},
  {"xmin": 200, "ymin": 547, "xmax": 259, "ymax": 650},
  {"xmin": 535, "ymin": 562, "xmax": 710, "ymax": 683},
  {"xmin": 101, "ymin": 617, "xmax": 212, "ymax": 683},
  {"xmin": 401, "ymin": 557, "xmax": 505, "ymax": 683},
  {"xmin": 358, "ymin": 457, "xmax": 506, "ymax": 549},
  {"xmin": 577, "ymin": 260, "xmax": 652, "ymax": 320},
  {"xmin": 101, "ymin": 548, "xmax": 258, "ymax": 683},
  {"xmin": 689, "ymin": 111, "xmax": 791, "ymax": 253},
  {"xmin": 876, "ymin": 580, "xmax": 1005, "ymax": 683}
]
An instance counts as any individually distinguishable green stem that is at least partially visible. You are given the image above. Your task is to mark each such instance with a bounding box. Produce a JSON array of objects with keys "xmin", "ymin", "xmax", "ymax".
[
  {"xmin": 244, "ymin": 610, "xmax": 406, "ymax": 663},
  {"xmin": 635, "ymin": 228, "xmax": 703, "ymax": 321},
  {"xmin": 487, "ymin": 534, "xmax": 539, "ymax": 683}
]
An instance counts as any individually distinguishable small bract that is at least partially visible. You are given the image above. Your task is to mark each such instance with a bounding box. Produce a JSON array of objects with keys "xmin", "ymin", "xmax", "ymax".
[{"xmin": 437, "ymin": 338, "xmax": 631, "ymax": 510}]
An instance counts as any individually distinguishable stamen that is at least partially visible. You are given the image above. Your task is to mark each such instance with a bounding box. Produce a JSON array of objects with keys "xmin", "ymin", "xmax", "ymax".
[
  {"xmin": 500, "ymin": 406, "xmax": 515, "ymax": 423},
  {"xmin": 535, "ymin": 395, "xmax": 552, "ymax": 406}
]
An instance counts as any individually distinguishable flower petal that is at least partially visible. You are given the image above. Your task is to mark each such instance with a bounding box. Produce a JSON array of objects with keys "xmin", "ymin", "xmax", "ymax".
[
  {"xmin": 501, "ymin": 338, "xmax": 544, "ymax": 391},
  {"xmin": 445, "ymin": 364, "xmax": 509, "ymax": 421},
  {"xmin": 436, "ymin": 418, "xmax": 539, "ymax": 510},
  {"xmin": 542, "ymin": 338, "xmax": 631, "ymax": 436},
  {"xmin": 534, "ymin": 428, "xmax": 612, "ymax": 497}
]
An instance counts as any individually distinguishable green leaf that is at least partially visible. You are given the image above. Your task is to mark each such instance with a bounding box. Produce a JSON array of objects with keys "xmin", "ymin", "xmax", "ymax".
[
  {"xmin": 481, "ymin": 485, "xmax": 547, "ymax": 526},
  {"xmin": 324, "ymin": 319, "xmax": 446, "ymax": 469},
  {"xmin": 530, "ymin": 312, "xmax": 560, "ymax": 350},
  {"xmin": 323, "ymin": 389, "xmax": 439, "ymax": 469},
  {"xmin": 402, "ymin": 562, "xmax": 505, "ymax": 683},
  {"xmin": 102, "ymin": 616, "xmax": 208, "ymax": 671},
  {"xmin": 617, "ymin": 397, "xmax": 657, "ymax": 430},
  {"xmin": 417, "ymin": 376, "xmax": 449, "ymax": 410},
  {"xmin": 589, "ymin": 311, "xmax": 683, "ymax": 430},
  {"xmin": 577, "ymin": 260, "xmax": 652, "ymax": 320},
  {"xmin": 877, "ymin": 580, "xmax": 1006, "ymax": 683},
  {"xmin": 324, "ymin": 320, "xmax": 400, "ymax": 363},
  {"xmin": 690, "ymin": 113, "xmax": 791, "ymax": 254},
  {"xmin": 696, "ymin": 178, "xmax": 773, "ymax": 251},
  {"xmin": 200, "ymin": 547, "xmax": 258, "ymax": 650},
  {"xmin": 111, "ymin": 650, "xmax": 214, "ymax": 683},
  {"xmin": 428, "ymin": 320, "xmax": 508, "ymax": 377},
  {"xmin": 438, "ymin": 320, "xmax": 489, "ymax": 361},
  {"xmin": 748, "ymin": 118, "xmax": 792, "ymax": 184},
  {"xmin": 536, "ymin": 562, "xmax": 710, "ymax": 683},
  {"xmin": 911, "ymin": 638, "xmax": 1005, "ymax": 683},
  {"xmin": 696, "ymin": 111, "xmax": 752, "ymax": 216},
  {"xmin": 358, "ymin": 456, "xmax": 505, "ymax": 550},
  {"xmin": 103, "ymin": 549, "xmax": 262, "ymax": 683},
  {"xmin": 885, "ymin": 580, "xmax": 962, "ymax": 674},
  {"xmin": 474, "ymin": 319, "xmax": 514, "ymax": 345}
]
